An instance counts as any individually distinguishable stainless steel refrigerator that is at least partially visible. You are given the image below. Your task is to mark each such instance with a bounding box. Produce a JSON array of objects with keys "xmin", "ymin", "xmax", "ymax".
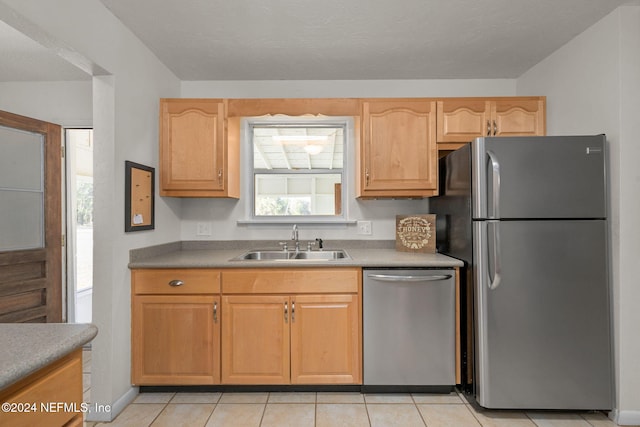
[{"xmin": 430, "ymin": 135, "xmax": 614, "ymax": 410}]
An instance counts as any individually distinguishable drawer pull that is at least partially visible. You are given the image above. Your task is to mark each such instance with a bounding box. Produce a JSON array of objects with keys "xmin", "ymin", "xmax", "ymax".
[{"xmin": 168, "ymin": 280, "xmax": 184, "ymax": 287}]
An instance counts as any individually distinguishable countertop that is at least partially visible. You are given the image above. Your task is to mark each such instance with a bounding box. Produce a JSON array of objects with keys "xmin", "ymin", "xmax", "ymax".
[
  {"xmin": 0, "ymin": 323, "xmax": 98, "ymax": 390},
  {"xmin": 128, "ymin": 240, "xmax": 464, "ymax": 269}
]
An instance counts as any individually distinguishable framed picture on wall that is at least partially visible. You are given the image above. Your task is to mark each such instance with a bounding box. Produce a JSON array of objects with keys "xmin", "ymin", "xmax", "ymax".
[{"xmin": 125, "ymin": 161, "xmax": 154, "ymax": 232}]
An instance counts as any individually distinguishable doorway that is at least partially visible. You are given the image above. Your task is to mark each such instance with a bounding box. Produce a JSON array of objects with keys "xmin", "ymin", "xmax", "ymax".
[{"xmin": 65, "ymin": 128, "xmax": 93, "ymax": 323}]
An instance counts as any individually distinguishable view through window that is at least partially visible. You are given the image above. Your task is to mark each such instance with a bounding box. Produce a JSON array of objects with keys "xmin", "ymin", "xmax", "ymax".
[{"xmin": 251, "ymin": 122, "xmax": 345, "ymax": 218}]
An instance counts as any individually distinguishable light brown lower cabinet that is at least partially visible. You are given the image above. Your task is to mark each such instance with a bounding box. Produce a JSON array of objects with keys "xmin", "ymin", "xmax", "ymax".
[
  {"xmin": 131, "ymin": 269, "xmax": 221, "ymax": 385},
  {"xmin": 0, "ymin": 349, "xmax": 83, "ymax": 427},
  {"xmin": 221, "ymin": 293, "xmax": 361, "ymax": 385},
  {"xmin": 290, "ymin": 294, "xmax": 361, "ymax": 384},
  {"xmin": 131, "ymin": 267, "xmax": 362, "ymax": 386},
  {"xmin": 220, "ymin": 267, "xmax": 362, "ymax": 385}
]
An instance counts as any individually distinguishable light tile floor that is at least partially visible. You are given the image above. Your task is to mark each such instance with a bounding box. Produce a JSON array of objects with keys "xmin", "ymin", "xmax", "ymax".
[{"xmin": 81, "ymin": 350, "xmax": 629, "ymax": 427}]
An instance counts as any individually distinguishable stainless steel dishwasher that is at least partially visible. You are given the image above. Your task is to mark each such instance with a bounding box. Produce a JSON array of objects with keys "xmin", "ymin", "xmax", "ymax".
[{"xmin": 363, "ymin": 268, "xmax": 455, "ymax": 390}]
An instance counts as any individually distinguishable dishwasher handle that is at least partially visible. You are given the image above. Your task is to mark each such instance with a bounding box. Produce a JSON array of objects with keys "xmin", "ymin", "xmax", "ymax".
[{"xmin": 367, "ymin": 274, "xmax": 452, "ymax": 282}]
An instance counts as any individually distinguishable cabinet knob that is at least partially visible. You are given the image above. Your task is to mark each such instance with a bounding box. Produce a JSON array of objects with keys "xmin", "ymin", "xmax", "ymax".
[{"xmin": 168, "ymin": 280, "xmax": 184, "ymax": 287}]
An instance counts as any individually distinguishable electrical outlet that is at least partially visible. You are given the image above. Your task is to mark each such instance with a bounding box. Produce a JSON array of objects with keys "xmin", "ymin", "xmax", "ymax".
[
  {"xmin": 196, "ymin": 222, "xmax": 212, "ymax": 236},
  {"xmin": 357, "ymin": 221, "xmax": 372, "ymax": 235}
]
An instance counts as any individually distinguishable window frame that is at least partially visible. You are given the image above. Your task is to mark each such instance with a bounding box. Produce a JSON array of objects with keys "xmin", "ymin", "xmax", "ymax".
[{"xmin": 239, "ymin": 116, "xmax": 354, "ymax": 225}]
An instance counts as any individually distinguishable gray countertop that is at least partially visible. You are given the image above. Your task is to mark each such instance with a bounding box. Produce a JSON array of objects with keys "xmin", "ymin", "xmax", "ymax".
[
  {"xmin": 128, "ymin": 240, "xmax": 463, "ymax": 269},
  {"xmin": 0, "ymin": 323, "xmax": 98, "ymax": 390}
]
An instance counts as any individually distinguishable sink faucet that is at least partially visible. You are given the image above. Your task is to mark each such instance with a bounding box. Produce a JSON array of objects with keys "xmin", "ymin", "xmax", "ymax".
[{"xmin": 291, "ymin": 224, "xmax": 300, "ymax": 252}]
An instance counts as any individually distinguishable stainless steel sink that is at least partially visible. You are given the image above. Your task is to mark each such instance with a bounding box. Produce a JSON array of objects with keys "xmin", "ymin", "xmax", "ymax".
[
  {"xmin": 292, "ymin": 251, "xmax": 349, "ymax": 260},
  {"xmin": 231, "ymin": 249, "xmax": 350, "ymax": 261}
]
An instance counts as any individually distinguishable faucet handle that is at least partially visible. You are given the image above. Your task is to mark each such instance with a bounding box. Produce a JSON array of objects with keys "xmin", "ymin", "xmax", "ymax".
[
  {"xmin": 306, "ymin": 241, "xmax": 316, "ymax": 251},
  {"xmin": 278, "ymin": 241, "xmax": 288, "ymax": 251}
]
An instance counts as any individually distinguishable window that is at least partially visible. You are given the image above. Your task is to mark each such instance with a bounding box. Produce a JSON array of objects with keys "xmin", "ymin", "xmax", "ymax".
[{"xmin": 246, "ymin": 117, "xmax": 349, "ymax": 222}]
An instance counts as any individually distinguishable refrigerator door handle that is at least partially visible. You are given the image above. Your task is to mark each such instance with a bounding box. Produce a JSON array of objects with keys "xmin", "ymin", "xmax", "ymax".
[
  {"xmin": 486, "ymin": 150, "xmax": 501, "ymax": 219},
  {"xmin": 487, "ymin": 220, "xmax": 502, "ymax": 290}
]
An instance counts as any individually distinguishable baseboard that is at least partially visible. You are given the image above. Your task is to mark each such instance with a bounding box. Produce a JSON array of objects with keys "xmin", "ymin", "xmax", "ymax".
[
  {"xmin": 86, "ymin": 386, "xmax": 139, "ymax": 422},
  {"xmin": 611, "ymin": 408, "xmax": 640, "ymax": 426}
]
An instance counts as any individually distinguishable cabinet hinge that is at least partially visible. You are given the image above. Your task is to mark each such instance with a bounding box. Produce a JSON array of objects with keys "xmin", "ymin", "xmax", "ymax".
[
  {"xmin": 62, "ymin": 234, "xmax": 66, "ymax": 247},
  {"xmin": 61, "ymin": 146, "xmax": 65, "ymax": 158}
]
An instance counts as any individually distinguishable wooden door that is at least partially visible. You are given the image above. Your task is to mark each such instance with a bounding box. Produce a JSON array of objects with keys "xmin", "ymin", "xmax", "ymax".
[
  {"xmin": 360, "ymin": 99, "xmax": 437, "ymax": 197},
  {"xmin": 221, "ymin": 295, "xmax": 290, "ymax": 384},
  {"xmin": 290, "ymin": 294, "xmax": 361, "ymax": 384},
  {"xmin": 0, "ymin": 110, "xmax": 61, "ymax": 323},
  {"xmin": 131, "ymin": 295, "xmax": 220, "ymax": 385},
  {"xmin": 491, "ymin": 99, "xmax": 545, "ymax": 137},
  {"xmin": 159, "ymin": 99, "xmax": 226, "ymax": 196},
  {"xmin": 436, "ymin": 99, "xmax": 491, "ymax": 143}
]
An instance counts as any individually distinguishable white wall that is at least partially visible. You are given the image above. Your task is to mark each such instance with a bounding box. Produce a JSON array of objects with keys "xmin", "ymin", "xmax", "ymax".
[
  {"xmin": 181, "ymin": 79, "xmax": 516, "ymax": 99},
  {"xmin": 517, "ymin": 5, "xmax": 640, "ymax": 424},
  {"xmin": 0, "ymin": 81, "xmax": 92, "ymax": 126},
  {"xmin": 0, "ymin": 0, "xmax": 182, "ymax": 421},
  {"xmin": 180, "ymin": 79, "xmax": 517, "ymax": 242}
]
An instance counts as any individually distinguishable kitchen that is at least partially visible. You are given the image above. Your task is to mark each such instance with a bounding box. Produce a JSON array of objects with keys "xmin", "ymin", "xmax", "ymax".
[{"xmin": 0, "ymin": 0, "xmax": 639, "ymax": 426}]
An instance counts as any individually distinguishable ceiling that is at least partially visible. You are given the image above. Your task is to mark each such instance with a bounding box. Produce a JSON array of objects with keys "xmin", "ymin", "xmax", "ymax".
[
  {"xmin": 98, "ymin": 0, "xmax": 629, "ymax": 80},
  {"xmin": 0, "ymin": 0, "xmax": 631, "ymax": 82},
  {"xmin": 0, "ymin": 20, "xmax": 90, "ymax": 81}
]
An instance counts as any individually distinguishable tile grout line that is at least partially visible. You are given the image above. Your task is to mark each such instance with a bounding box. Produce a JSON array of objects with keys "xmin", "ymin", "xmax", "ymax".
[
  {"xmin": 256, "ymin": 392, "xmax": 269, "ymax": 427},
  {"xmin": 411, "ymin": 394, "xmax": 429, "ymax": 427},
  {"xmin": 200, "ymin": 398, "xmax": 218, "ymax": 427},
  {"xmin": 148, "ymin": 400, "xmax": 170, "ymax": 427}
]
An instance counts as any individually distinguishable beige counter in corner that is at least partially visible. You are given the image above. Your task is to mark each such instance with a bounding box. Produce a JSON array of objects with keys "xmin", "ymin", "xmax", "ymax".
[{"xmin": 0, "ymin": 323, "xmax": 98, "ymax": 390}]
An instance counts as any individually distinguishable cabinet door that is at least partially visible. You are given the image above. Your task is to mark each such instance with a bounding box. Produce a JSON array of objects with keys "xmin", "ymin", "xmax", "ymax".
[
  {"xmin": 436, "ymin": 99, "xmax": 491, "ymax": 143},
  {"xmin": 290, "ymin": 294, "xmax": 361, "ymax": 384},
  {"xmin": 159, "ymin": 99, "xmax": 226, "ymax": 196},
  {"xmin": 221, "ymin": 295, "xmax": 290, "ymax": 384},
  {"xmin": 491, "ymin": 99, "xmax": 545, "ymax": 137},
  {"xmin": 360, "ymin": 100, "xmax": 437, "ymax": 197},
  {"xmin": 132, "ymin": 295, "xmax": 220, "ymax": 385}
]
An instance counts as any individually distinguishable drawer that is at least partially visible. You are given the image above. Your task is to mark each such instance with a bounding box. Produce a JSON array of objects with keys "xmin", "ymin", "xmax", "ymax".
[
  {"xmin": 222, "ymin": 268, "xmax": 360, "ymax": 294},
  {"xmin": 132, "ymin": 269, "xmax": 221, "ymax": 294}
]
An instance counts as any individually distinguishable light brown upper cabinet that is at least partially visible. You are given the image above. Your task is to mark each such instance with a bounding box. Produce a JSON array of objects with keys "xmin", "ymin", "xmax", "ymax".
[
  {"xmin": 159, "ymin": 99, "xmax": 239, "ymax": 197},
  {"xmin": 358, "ymin": 99, "xmax": 438, "ymax": 198},
  {"xmin": 436, "ymin": 97, "xmax": 546, "ymax": 148}
]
